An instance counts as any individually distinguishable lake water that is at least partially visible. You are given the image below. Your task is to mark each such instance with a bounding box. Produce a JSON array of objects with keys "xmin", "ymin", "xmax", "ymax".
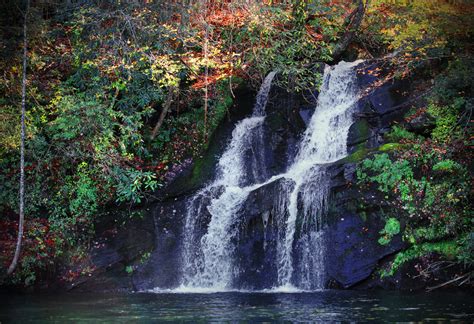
[{"xmin": 1, "ymin": 290, "xmax": 473, "ymax": 322}]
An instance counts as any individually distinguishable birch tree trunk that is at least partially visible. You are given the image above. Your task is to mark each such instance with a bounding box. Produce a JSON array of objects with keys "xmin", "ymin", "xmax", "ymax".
[
  {"xmin": 7, "ymin": 0, "xmax": 29, "ymax": 275},
  {"xmin": 203, "ymin": 0, "xmax": 209, "ymax": 138}
]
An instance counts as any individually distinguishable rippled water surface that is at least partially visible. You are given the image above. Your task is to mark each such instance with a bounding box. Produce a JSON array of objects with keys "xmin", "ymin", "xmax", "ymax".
[{"xmin": 1, "ymin": 290, "xmax": 473, "ymax": 322}]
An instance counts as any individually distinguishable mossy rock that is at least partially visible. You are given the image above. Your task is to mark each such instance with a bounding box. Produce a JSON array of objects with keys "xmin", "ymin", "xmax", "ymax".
[
  {"xmin": 378, "ymin": 143, "xmax": 406, "ymax": 152},
  {"xmin": 342, "ymin": 147, "xmax": 372, "ymax": 163},
  {"xmin": 348, "ymin": 119, "xmax": 371, "ymax": 147},
  {"xmin": 188, "ymin": 154, "xmax": 213, "ymax": 188}
]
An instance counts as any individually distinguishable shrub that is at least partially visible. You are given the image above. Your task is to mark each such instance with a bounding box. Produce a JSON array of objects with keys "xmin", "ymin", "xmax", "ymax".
[
  {"xmin": 385, "ymin": 125, "xmax": 417, "ymax": 142},
  {"xmin": 378, "ymin": 218, "xmax": 401, "ymax": 245},
  {"xmin": 357, "ymin": 141, "xmax": 471, "ymax": 276}
]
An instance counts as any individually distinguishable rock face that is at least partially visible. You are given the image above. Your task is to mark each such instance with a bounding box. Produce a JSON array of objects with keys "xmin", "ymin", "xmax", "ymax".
[
  {"xmin": 130, "ymin": 81, "xmax": 322, "ymax": 291},
  {"xmin": 76, "ymin": 61, "xmax": 415, "ymax": 292},
  {"xmin": 322, "ymin": 62, "xmax": 411, "ymax": 288},
  {"xmin": 68, "ymin": 210, "xmax": 156, "ymax": 292},
  {"xmin": 131, "ymin": 198, "xmax": 188, "ymax": 290},
  {"xmin": 229, "ymin": 62, "xmax": 412, "ymax": 290}
]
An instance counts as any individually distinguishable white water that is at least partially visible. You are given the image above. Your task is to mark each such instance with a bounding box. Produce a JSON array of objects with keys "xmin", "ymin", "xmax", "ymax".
[
  {"xmin": 180, "ymin": 72, "xmax": 277, "ymax": 290},
  {"xmin": 276, "ymin": 60, "xmax": 363, "ymax": 289},
  {"xmin": 176, "ymin": 60, "xmax": 362, "ymax": 292}
]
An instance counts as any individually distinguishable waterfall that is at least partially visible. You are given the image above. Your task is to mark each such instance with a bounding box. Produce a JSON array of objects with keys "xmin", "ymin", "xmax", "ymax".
[
  {"xmin": 174, "ymin": 60, "xmax": 362, "ymax": 292},
  {"xmin": 275, "ymin": 60, "xmax": 362, "ymax": 290},
  {"xmin": 180, "ymin": 71, "xmax": 277, "ymax": 291}
]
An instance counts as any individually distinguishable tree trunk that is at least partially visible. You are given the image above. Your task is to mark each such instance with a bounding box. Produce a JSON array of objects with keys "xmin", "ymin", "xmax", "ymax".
[
  {"xmin": 331, "ymin": 0, "xmax": 368, "ymax": 61},
  {"xmin": 7, "ymin": 0, "xmax": 29, "ymax": 276},
  {"xmin": 203, "ymin": 0, "xmax": 209, "ymax": 138},
  {"xmin": 150, "ymin": 86, "xmax": 177, "ymax": 140}
]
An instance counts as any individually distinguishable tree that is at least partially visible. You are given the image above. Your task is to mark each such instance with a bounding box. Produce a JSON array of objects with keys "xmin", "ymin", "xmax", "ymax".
[
  {"xmin": 202, "ymin": 0, "xmax": 210, "ymax": 137},
  {"xmin": 150, "ymin": 86, "xmax": 178, "ymax": 140},
  {"xmin": 332, "ymin": 0, "xmax": 369, "ymax": 60},
  {"xmin": 7, "ymin": 0, "xmax": 29, "ymax": 276}
]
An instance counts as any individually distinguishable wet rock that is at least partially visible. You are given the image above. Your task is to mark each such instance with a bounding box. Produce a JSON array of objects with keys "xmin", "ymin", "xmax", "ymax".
[
  {"xmin": 347, "ymin": 119, "xmax": 372, "ymax": 149},
  {"xmin": 299, "ymin": 108, "xmax": 314, "ymax": 126},
  {"xmin": 324, "ymin": 212, "xmax": 404, "ymax": 288},
  {"xmin": 131, "ymin": 198, "xmax": 189, "ymax": 291},
  {"xmin": 69, "ymin": 212, "xmax": 155, "ymax": 292},
  {"xmin": 321, "ymin": 61, "xmax": 412, "ymax": 289},
  {"xmin": 405, "ymin": 113, "xmax": 435, "ymax": 136},
  {"xmin": 161, "ymin": 86, "xmax": 257, "ymax": 198},
  {"xmin": 77, "ymin": 61, "xmax": 417, "ymax": 292},
  {"xmin": 234, "ymin": 179, "xmax": 284, "ymax": 289}
]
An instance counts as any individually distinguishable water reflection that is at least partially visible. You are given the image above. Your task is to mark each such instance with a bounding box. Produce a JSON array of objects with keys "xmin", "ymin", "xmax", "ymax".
[{"xmin": 0, "ymin": 290, "xmax": 473, "ymax": 322}]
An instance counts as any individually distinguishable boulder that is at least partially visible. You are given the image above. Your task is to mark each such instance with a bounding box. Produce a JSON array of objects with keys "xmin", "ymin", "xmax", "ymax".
[{"xmin": 324, "ymin": 211, "xmax": 404, "ymax": 288}]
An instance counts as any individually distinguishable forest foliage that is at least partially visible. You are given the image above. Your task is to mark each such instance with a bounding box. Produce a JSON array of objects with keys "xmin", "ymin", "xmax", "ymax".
[{"xmin": 0, "ymin": 0, "xmax": 472, "ymax": 287}]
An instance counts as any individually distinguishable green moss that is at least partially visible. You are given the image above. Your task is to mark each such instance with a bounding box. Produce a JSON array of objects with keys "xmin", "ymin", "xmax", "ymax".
[
  {"xmin": 378, "ymin": 143, "xmax": 405, "ymax": 152},
  {"xmin": 203, "ymin": 80, "xmax": 235, "ymax": 151},
  {"xmin": 189, "ymin": 157, "xmax": 206, "ymax": 187},
  {"xmin": 342, "ymin": 148, "xmax": 372, "ymax": 163},
  {"xmin": 345, "ymin": 120, "xmax": 371, "ymax": 155},
  {"xmin": 351, "ymin": 119, "xmax": 371, "ymax": 143},
  {"xmin": 186, "ymin": 88, "xmax": 234, "ymax": 186}
]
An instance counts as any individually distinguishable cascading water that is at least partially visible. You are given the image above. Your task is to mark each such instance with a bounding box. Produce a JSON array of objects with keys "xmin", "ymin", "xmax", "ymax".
[
  {"xmin": 180, "ymin": 71, "xmax": 277, "ymax": 291},
  {"xmin": 275, "ymin": 60, "xmax": 363, "ymax": 290},
  {"xmin": 175, "ymin": 60, "xmax": 362, "ymax": 292}
]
